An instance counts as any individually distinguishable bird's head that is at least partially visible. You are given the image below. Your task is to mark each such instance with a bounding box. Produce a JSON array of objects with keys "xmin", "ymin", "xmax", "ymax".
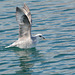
[{"xmin": 35, "ymin": 34, "xmax": 46, "ymax": 41}]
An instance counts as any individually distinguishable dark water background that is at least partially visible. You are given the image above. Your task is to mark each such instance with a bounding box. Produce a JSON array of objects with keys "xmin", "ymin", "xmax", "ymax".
[{"xmin": 0, "ymin": 0, "xmax": 75, "ymax": 75}]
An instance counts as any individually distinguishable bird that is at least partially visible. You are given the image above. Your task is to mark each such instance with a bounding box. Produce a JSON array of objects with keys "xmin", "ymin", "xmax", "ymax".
[{"xmin": 5, "ymin": 3, "xmax": 45, "ymax": 49}]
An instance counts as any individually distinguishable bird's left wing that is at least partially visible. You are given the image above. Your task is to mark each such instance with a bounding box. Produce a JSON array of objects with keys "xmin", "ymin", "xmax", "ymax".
[{"xmin": 16, "ymin": 3, "xmax": 32, "ymax": 38}]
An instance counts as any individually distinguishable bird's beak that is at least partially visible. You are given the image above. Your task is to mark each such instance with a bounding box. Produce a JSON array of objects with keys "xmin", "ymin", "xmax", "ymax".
[{"xmin": 42, "ymin": 37, "xmax": 46, "ymax": 40}]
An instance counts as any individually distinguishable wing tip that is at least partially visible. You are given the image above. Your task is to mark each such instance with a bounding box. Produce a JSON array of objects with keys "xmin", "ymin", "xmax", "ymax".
[
  {"xmin": 16, "ymin": 7, "xmax": 20, "ymax": 11},
  {"xmin": 24, "ymin": 3, "xmax": 27, "ymax": 7}
]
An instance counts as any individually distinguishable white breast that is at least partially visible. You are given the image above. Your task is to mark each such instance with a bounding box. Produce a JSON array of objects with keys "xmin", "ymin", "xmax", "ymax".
[{"xmin": 16, "ymin": 38, "xmax": 35, "ymax": 48}]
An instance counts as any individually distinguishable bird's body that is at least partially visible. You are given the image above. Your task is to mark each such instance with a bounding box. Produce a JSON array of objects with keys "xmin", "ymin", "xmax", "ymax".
[
  {"xmin": 5, "ymin": 3, "xmax": 45, "ymax": 49},
  {"xmin": 6, "ymin": 37, "xmax": 35, "ymax": 49}
]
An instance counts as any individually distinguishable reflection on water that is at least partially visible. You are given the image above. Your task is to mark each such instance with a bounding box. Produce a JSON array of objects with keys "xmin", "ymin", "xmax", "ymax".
[{"xmin": 11, "ymin": 47, "xmax": 44, "ymax": 74}]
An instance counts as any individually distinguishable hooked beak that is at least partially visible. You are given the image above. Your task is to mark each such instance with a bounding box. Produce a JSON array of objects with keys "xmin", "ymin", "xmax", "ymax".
[{"xmin": 42, "ymin": 37, "xmax": 46, "ymax": 40}]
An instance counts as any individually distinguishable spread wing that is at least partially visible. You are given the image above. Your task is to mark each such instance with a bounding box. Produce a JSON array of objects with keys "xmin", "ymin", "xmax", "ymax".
[{"xmin": 16, "ymin": 3, "xmax": 32, "ymax": 38}]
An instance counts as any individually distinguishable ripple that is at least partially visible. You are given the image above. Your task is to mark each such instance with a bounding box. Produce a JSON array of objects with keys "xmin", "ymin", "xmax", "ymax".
[
  {"xmin": 0, "ymin": 28, "xmax": 17, "ymax": 33},
  {"xmin": 0, "ymin": 0, "xmax": 75, "ymax": 75},
  {"xmin": 0, "ymin": 15, "xmax": 15, "ymax": 20},
  {"xmin": 54, "ymin": 53, "xmax": 75, "ymax": 58},
  {"xmin": 0, "ymin": 0, "xmax": 5, "ymax": 1}
]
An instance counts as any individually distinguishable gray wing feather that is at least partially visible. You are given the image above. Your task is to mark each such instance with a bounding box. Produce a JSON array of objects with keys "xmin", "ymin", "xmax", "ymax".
[
  {"xmin": 23, "ymin": 3, "xmax": 32, "ymax": 24},
  {"xmin": 16, "ymin": 3, "xmax": 31, "ymax": 38}
]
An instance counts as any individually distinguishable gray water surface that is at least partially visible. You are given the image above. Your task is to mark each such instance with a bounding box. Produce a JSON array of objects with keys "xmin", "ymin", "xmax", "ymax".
[{"xmin": 0, "ymin": 0, "xmax": 75, "ymax": 75}]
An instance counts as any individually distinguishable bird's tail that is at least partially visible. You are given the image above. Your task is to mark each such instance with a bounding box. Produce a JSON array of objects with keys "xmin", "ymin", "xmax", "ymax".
[
  {"xmin": 5, "ymin": 45, "xmax": 12, "ymax": 48},
  {"xmin": 5, "ymin": 43, "xmax": 16, "ymax": 48}
]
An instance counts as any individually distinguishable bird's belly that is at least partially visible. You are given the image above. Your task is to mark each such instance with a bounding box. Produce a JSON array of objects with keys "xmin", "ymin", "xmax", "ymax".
[{"xmin": 16, "ymin": 40, "xmax": 35, "ymax": 49}]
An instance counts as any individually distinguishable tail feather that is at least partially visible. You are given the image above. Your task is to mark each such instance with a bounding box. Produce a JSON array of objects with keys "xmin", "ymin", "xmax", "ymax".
[
  {"xmin": 5, "ymin": 43, "xmax": 16, "ymax": 48},
  {"xmin": 5, "ymin": 45, "xmax": 12, "ymax": 48}
]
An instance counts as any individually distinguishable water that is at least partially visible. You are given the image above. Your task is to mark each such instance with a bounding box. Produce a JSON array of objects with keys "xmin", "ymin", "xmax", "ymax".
[{"xmin": 0, "ymin": 0, "xmax": 75, "ymax": 75}]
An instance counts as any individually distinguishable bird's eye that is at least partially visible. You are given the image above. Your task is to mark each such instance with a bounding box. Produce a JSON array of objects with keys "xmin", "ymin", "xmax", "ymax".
[{"xmin": 39, "ymin": 35, "xmax": 42, "ymax": 37}]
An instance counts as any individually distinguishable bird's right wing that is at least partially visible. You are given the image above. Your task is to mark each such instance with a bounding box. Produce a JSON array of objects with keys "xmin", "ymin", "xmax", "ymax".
[{"xmin": 16, "ymin": 3, "xmax": 32, "ymax": 38}]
